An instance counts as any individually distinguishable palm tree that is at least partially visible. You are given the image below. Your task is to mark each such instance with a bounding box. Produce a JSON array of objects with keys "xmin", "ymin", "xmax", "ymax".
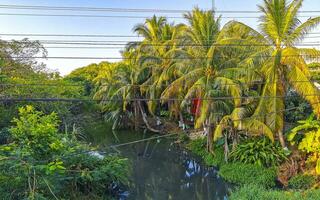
[
  {"xmin": 221, "ymin": 0, "xmax": 320, "ymax": 147},
  {"xmin": 94, "ymin": 61, "xmax": 136, "ymax": 130},
  {"xmin": 161, "ymin": 8, "xmax": 244, "ymax": 152},
  {"xmin": 133, "ymin": 16, "xmax": 186, "ymax": 117}
]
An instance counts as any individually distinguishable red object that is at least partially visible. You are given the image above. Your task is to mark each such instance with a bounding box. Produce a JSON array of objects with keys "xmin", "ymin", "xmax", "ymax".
[{"xmin": 191, "ymin": 98, "xmax": 201, "ymax": 116}]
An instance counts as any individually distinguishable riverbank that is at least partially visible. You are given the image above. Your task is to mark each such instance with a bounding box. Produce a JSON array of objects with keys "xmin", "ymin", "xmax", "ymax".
[
  {"xmin": 84, "ymin": 122, "xmax": 232, "ymax": 200},
  {"xmin": 184, "ymin": 137, "xmax": 320, "ymax": 200}
]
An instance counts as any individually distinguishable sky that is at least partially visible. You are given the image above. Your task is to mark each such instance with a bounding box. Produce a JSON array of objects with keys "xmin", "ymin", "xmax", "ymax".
[{"xmin": 0, "ymin": 0, "xmax": 319, "ymax": 75}]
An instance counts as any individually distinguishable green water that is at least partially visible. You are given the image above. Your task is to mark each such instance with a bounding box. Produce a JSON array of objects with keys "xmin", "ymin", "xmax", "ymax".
[{"xmin": 85, "ymin": 122, "xmax": 231, "ymax": 200}]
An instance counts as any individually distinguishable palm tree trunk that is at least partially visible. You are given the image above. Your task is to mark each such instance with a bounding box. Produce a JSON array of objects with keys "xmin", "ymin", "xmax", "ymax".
[
  {"xmin": 134, "ymin": 100, "xmax": 139, "ymax": 131},
  {"xmin": 224, "ymin": 134, "xmax": 229, "ymax": 162},
  {"xmin": 179, "ymin": 111, "xmax": 185, "ymax": 130},
  {"xmin": 137, "ymin": 101, "xmax": 162, "ymax": 133},
  {"xmin": 205, "ymin": 119, "xmax": 213, "ymax": 152},
  {"xmin": 231, "ymin": 129, "xmax": 238, "ymax": 151},
  {"xmin": 278, "ymin": 130, "xmax": 286, "ymax": 148}
]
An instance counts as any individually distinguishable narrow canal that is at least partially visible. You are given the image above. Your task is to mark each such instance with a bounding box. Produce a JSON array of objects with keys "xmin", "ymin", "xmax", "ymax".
[{"xmin": 85, "ymin": 122, "xmax": 231, "ymax": 200}]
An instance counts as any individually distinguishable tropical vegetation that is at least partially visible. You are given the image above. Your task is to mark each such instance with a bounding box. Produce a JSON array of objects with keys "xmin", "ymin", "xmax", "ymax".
[{"xmin": 1, "ymin": 0, "xmax": 320, "ymax": 198}]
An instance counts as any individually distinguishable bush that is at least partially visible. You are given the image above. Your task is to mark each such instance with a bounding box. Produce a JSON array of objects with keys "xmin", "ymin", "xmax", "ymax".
[
  {"xmin": 187, "ymin": 138, "xmax": 207, "ymax": 156},
  {"xmin": 0, "ymin": 128, "xmax": 11, "ymax": 144},
  {"xmin": 229, "ymin": 184, "xmax": 320, "ymax": 200},
  {"xmin": 229, "ymin": 138, "xmax": 288, "ymax": 167},
  {"xmin": 288, "ymin": 174, "xmax": 316, "ymax": 190},
  {"xmin": 219, "ymin": 162, "xmax": 277, "ymax": 188},
  {"xmin": 288, "ymin": 115, "xmax": 320, "ymax": 175},
  {"xmin": 187, "ymin": 138, "xmax": 225, "ymax": 167},
  {"xmin": 0, "ymin": 105, "xmax": 129, "ymax": 199}
]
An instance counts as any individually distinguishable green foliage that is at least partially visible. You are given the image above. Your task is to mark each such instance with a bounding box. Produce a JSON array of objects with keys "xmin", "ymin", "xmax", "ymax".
[
  {"xmin": 229, "ymin": 184, "xmax": 320, "ymax": 200},
  {"xmin": 0, "ymin": 106, "xmax": 129, "ymax": 199},
  {"xmin": 285, "ymin": 90, "xmax": 312, "ymax": 123},
  {"xmin": 178, "ymin": 133, "xmax": 190, "ymax": 143},
  {"xmin": 287, "ymin": 114, "xmax": 320, "ymax": 145},
  {"xmin": 298, "ymin": 129, "xmax": 320, "ymax": 174},
  {"xmin": 10, "ymin": 105, "xmax": 62, "ymax": 159},
  {"xmin": 219, "ymin": 163, "xmax": 277, "ymax": 188},
  {"xmin": 0, "ymin": 127, "xmax": 11, "ymax": 145},
  {"xmin": 186, "ymin": 138, "xmax": 225, "ymax": 167},
  {"xmin": 288, "ymin": 174, "xmax": 316, "ymax": 190},
  {"xmin": 288, "ymin": 115, "xmax": 320, "ymax": 174},
  {"xmin": 203, "ymin": 148, "xmax": 225, "ymax": 167},
  {"xmin": 229, "ymin": 138, "xmax": 288, "ymax": 167},
  {"xmin": 187, "ymin": 138, "xmax": 207, "ymax": 156},
  {"xmin": 65, "ymin": 61, "xmax": 112, "ymax": 96},
  {"xmin": 308, "ymin": 62, "xmax": 320, "ymax": 69},
  {"xmin": 309, "ymin": 62, "xmax": 320, "ymax": 81},
  {"xmin": 93, "ymin": 62, "xmax": 139, "ymax": 130}
]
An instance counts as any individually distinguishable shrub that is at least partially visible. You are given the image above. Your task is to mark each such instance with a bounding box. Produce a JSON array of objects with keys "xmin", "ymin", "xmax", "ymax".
[
  {"xmin": 187, "ymin": 138, "xmax": 225, "ymax": 167},
  {"xmin": 0, "ymin": 105, "xmax": 129, "ymax": 199},
  {"xmin": 288, "ymin": 115, "xmax": 320, "ymax": 174},
  {"xmin": 229, "ymin": 138, "xmax": 288, "ymax": 167},
  {"xmin": 288, "ymin": 174, "xmax": 316, "ymax": 190},
  {"xmin": 229, "ymin": 184, "xmax": 320, "ymax": 200},
  {"xmin": 219, "ymin": 162, "xmax": 277, "ymax": 188},
  {"xmin": 0, "ymin": 128, "xmax": 11, "ymax": 145},
  {"xmin": 187, "ymin": 138, "xmax": 207, "ymax": 157},
  {"xmin": 203, "ymin": 147, "xmax": 225, "ymax": 167}
]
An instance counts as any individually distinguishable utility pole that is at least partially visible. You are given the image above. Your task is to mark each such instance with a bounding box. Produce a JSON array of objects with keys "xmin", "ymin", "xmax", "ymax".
[{"xmin": 212, "ymin": 0, "xmax": 215, "ymax": 11}]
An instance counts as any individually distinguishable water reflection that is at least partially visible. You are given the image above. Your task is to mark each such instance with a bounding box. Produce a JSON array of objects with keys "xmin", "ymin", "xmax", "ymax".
[{"xmin": 85, "ymin": 123, "xmax": 231, "ymax": 200}]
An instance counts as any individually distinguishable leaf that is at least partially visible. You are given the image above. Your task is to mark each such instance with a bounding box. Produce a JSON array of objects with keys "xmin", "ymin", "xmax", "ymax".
[{"xmin": 316, "ymin": 159, "xmax": 320, "ymax": 175}]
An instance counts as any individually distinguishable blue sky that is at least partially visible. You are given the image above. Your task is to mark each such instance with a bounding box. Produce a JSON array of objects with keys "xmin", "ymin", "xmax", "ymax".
[{"xmin": 0, "ymin": 0, "xmax": 319, "ymax": 75}]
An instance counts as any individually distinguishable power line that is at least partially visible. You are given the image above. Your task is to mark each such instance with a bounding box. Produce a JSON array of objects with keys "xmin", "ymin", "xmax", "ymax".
[
  {"xmin": 6, "ymin": 54, "xmax": 320, "ymax": 60},
  {"xmin": 1, "ymin": 93, "xmax": 320, "ymax": 102},
  {"xmin": 43, "ymin": 46, "xmax": 126, "ymax": 49},
  {"xmin": 7, "ymin": 39, "xmax": 141, "ymax": 43},
  {"xmin": 3, "ymin": 39, "xmax": 320, "ymax": 44},
  {"xmin": 0, "ymin": 33, "xmax": 141, "ymax": 38},
  {"xmin": 7, "ymin": 101, "xmax": 317, "ymax": 166},
  {"xmin": 1, "ymin": 33, "xmax": 320, "ymax": 38},
  {"xmin": 38, "ymin": 45, "xmax": 318, "ymax": 50},
  {"xmin": 0, "ymin": 13, "xmax": 183, "ymax": 19},
  {"xmin": 0, "ymin": 4, "xmax": 319, "ymax": 14},
  {"xmin": 0, "ymin": 12, "xmax": 316, "ymax": 19},
  {"xmin": 1, "ymin": 80, "xmax": 320, "ymax": 88},
  {"xmin": 4, "ymin": 41, "xmax": 320, "ymax": 47}
]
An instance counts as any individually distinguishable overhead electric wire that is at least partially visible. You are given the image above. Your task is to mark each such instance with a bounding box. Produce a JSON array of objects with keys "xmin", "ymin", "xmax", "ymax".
[
  {"xmin": 5, "ymin": 101, "xmax": 314, "ymax": 167},
  {"xmin": 0, "ymin": 33, "xmax": 141, "ymax": 38},
  {"xmin": 4, "ymin": 40, "xmax": 320, "ymax": 47},
  {"xmin": 0, "ymin": 13, "xmax": 184, "ymax": 19},
  {"xmin": 3, "ymin": 39, "xmax": 320, "ymax": 44},
  {"xmin": 0, "ymin": 12, "xmax": 316, "ymax": 19},
  {"xmin": 0, "ymin": 4, "xmax": 319, "ymax": 14},
  {"xmin": 40, "ymin": 45, "xmax": 318, "ymax": 49},
  {"xmin": 6, "ymin": 54, "xmax": 320, "ymax": 60},
  {"xmin": 7, "ymin": 101, "xmax": 316, "ymax": 166},
  {"xmin": 1, "ymin": 33, "xmax": 320, "ymax": 38},
  {"xmin": 2, "ymin": 93, "xmax": 320, "ymax": 102},
  {"xmin": 1, "ymin": 80, "xmax": 320, "ymax": 88}
]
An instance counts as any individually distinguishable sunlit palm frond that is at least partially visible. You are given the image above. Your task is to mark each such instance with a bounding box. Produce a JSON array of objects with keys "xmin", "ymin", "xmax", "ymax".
[{"xmin": 286, "ymin": 65, "xmax": 320, "ymax": 117}]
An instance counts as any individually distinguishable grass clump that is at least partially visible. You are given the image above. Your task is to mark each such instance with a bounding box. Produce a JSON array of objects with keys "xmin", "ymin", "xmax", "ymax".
[
  {"xmin": 229, "ymin": 184, "xmax": 320, "ymax": 200},
  {"xmin": 187, "ymin": 138, "xmax": 225, "ymax": 167},
  {"xmin": 288, "ymin": 174, "xmax": 317, "ymax": 190},
  {"xmin": 219, "ymin": 163, "xmax": 277, "ymax": 188}
]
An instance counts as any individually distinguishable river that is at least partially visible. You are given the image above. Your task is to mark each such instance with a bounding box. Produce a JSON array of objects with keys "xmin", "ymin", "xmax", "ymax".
[{"xmin": 85, "ymin": 122, "xmax": 231, "ymax": 200}]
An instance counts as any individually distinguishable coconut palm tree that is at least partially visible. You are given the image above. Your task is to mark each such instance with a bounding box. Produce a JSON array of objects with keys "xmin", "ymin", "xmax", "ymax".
[
  {"xmin": 161, "ymin": 8, "xmax": 245, "ymax": 151},
  {"xmin": 219, "ymin": 0, "xmax": 320, "ymax": 147},
  {"xmin": 133, "ymin": 16, "xmax": 186, "ymax": 117}
]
